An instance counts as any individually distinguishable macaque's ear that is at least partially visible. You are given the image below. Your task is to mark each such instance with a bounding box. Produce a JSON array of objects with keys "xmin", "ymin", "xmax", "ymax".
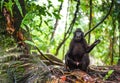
[{"xmin": 82, "ymin": 32, "xmax": 84, "ymax": 36}]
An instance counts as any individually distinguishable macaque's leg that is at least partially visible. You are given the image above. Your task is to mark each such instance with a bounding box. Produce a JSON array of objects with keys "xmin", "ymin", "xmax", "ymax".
[
  {"xmin": 80, "ymin": 54, "xmax": 90, "ymax": 71},
  {"xmin": 65, "ymin": 52, "xmax": 75, "ymax": 70}
]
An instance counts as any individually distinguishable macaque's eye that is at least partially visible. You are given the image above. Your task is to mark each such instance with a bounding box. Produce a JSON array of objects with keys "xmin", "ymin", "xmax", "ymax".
[{"xmin": 75, "ymin": 32, "xmax": 82, "ymax": 40}]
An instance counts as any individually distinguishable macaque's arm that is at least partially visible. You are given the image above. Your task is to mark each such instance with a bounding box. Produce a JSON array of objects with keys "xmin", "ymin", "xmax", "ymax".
[{"xmin": 86, "ymin": 39, "xmax": 100, "ymax": 53}]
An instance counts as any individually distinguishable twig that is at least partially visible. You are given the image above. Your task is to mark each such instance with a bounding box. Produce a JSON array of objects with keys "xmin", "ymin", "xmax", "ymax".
[
  {"xmin": 84, "ymin": 0, "xmax": 114, "ymax": 37},
  {"xmin": 88, "ymin": 0, "xmax": 92, "ymax": 44},
  {"xmin": 50, "ymin": 2, "xmax": 63, "ymax": 40},
  {"xmin": 39, "ymin": 16, "xmax": 42, "ymax": 28}
]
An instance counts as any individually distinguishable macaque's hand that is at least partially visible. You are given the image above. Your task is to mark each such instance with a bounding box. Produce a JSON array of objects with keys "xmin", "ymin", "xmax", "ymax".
[
  {"xmin": 73, "ymin": 61, "xmax": 80, "ymax": 66},
  {"xmin": 94, "ymin": 39, "xmax": 100, "ymax": 45}
]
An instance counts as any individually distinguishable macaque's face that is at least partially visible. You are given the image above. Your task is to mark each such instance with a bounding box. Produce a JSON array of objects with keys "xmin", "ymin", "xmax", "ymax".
[{"xmin": 74, "ymin": 29, "xmax": 84, "ymax": 41}]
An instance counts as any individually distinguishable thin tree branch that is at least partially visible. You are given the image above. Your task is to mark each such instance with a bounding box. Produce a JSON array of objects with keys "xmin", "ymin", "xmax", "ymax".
[
  {"xmin": 88, "ymin": 0, "xmax": 92, "ymax": 44},
  {"xmin": 50, "ymin": 2, "xmax": 63, "ymax": 40},
  {"xmin": 55, "ymin": 0, "xmax": 80, "ymax": 55},
  {"xmin": 111, "ymin": 18, "xmax": 116, "ymax": 65},
  {"xmin": 84, "ymin": 0, "xmax": 114, "ymax": 37}
]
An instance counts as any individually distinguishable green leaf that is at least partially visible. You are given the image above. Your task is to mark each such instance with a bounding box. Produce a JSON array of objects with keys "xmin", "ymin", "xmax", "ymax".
[
  {"xmin": 44, "ymin": 21, "xmax": 49, "ymax": 26},
  {"xmin": 53, "ymin": 12, "xmax": 61, "ymax": 19},
  {"xmin": 4, "ymin": 0, "xmax": 14, "ymax": 16},
  {"xmin": 104, "ymin": 70, "xmax": 114, "ymax": 80},
  {"xmin": 14, "ymin": 0, "xmax": 23, "ymax": 17},
  {"xmin": 58, "ymin": 0, "xmax": 63, "ymax": 2},
  {"xmin": 25, "ymin": 40, "xmax": 36, "ymax": 46},
  {"xmin": 46, "ymin": 11, "xmax": 52, "ymax": 17},
  {"xmin": 1, "ymin": 0, "xmax": 4, "ymax": 11}
]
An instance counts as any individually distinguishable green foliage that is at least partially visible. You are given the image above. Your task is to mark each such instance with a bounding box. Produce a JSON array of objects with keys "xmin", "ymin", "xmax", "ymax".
[
  {"xmin": 58, "ymin": 0, "xmax": 64, "ymax": 2},
  {"xmin": 0, "ymin": 0, "xmax": 119, "ymax": 82},
  {"xmin": 0, "ymin": 0, "xmax": 4, "ymax": 11},
  {"xmin": 4, "ymin": 0, "xmax": 14, "ymax": 16},
  {"xmin": 14, "ymin": 0, "xmax": 23, "ymax": 16},
  {"xmin": 0, "ymin": 0, "xmax": 119, "ymax": 65},
  {"xmin": 23, "ymin": 0, "xmax": 119, "ymax": 64},
  {"xmin": 53, "ymin": 12, "xmax": 61, "ymax": 19},
  {"xmin": 1, "ymin": 0, "xmax": 23, "ymax": 16},
  {"xmin": 25, "ymin": 40, "xmax": 36, "ymax": 47},
  {"xmin": 104, "ymin": 70, "xmax": 114, "ymax": 80}
]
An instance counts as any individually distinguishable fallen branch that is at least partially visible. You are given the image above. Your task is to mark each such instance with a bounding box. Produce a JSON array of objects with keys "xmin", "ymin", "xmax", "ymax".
[{"xmin": 35, "ymin": 46, "xmax": 64, "ymax": 66}]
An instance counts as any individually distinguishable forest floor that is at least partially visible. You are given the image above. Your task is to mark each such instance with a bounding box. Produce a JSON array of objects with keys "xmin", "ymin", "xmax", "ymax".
[
  {"xmin": 49, "ymin": 65, "xmax": 120, "ymax": 83},
  {"xmin": 88, "ymin": 65, "xmax": 120, "ymax": 83},
  {"xmin": 1, "ymin": 46, "xmax": 119, "ymax": 83}
]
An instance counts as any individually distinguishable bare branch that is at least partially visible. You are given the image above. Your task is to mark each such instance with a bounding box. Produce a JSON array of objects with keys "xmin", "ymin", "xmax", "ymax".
[
  {"xmin": 55, "ymin": 0, "xmax": 80, "ymax": 55},
  {"xmin": 50, "ymin": 2, "xmax": 63, "ymax": 40}
]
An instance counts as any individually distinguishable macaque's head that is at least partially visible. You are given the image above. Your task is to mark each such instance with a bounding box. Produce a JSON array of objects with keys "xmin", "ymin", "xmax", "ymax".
[{"xmin": 73, "ymin": 28, "xmax": 84, "ymax": 41}]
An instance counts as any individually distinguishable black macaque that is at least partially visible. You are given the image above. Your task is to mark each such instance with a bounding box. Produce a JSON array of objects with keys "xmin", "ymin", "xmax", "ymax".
[{"xmin": 65, "ymin": 28, "xmax": 100, "ymax": 71}]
